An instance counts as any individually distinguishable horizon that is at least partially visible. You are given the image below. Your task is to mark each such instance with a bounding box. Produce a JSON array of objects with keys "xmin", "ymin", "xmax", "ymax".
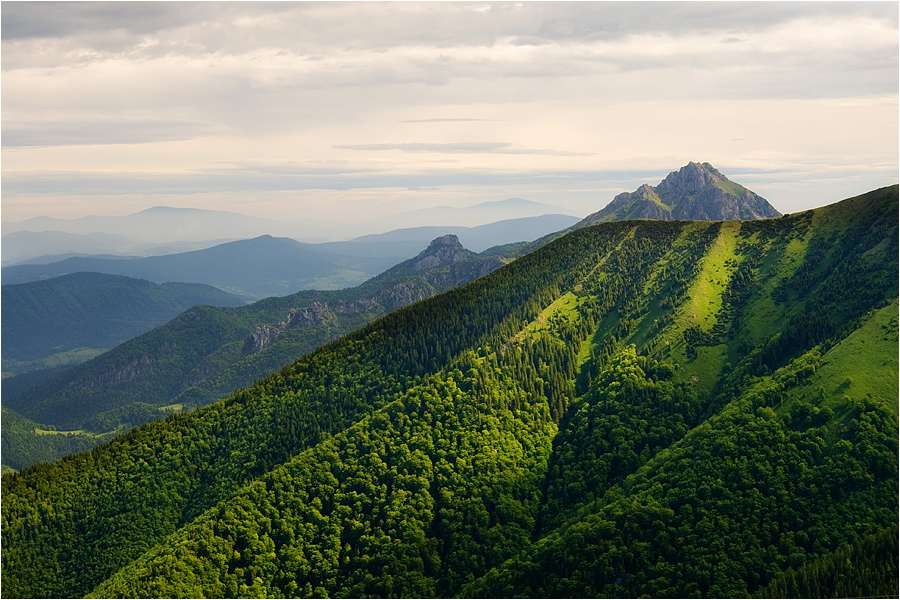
[
  {"xmin": 1, "ymin": 196, "xmax": 584, "ymax": 226},
  {"xmin": 2, "ymin": 2, "xmax": 898, "ymax": 223}
]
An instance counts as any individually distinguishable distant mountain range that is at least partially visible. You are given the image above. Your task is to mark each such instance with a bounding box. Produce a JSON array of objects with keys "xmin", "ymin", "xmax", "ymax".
[
  {"xmin": 1, "ymin": 236, "xmax": 405, "ymax": 298},
  {"xmin": 2, "ymin": 206, "xmax": 314, "ymax": 243},
  {"xmin": 1, "ymin": 214, "xmax": 579, "ymax": 297},
  {"xmin": 365, "ymin": 198, "xmax": 580, "ymax": 231},
  {"xmin": 1, "ymin": 198, "xmax": 583, "ymax": 250},
  {"xmin": 350, "ymin": 213, "xmax": 579, "ymax": 251},
  {"xmin": 0, "ymin": 230, "xmax": 237, "ymax": 266}
]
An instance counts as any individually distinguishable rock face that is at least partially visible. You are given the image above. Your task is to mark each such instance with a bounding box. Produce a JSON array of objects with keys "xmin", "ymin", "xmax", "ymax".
[
  {"xmin": 242, "ymin": 324, "xmax": 281, "ymax": 356},
  {"xmin": 286, "ymin": 303, "xmax": 334, "ymax": 329},
  {"xmin": 89, "ymin": 355, "xmax": 151, "ymax": 389},
  {"xmin": 581, "ymin": 162, "xmax": 781, "ymax": 226},
  {"xmin": 376, "ymin": 280, "xmax": 436, "ymax": 312}
]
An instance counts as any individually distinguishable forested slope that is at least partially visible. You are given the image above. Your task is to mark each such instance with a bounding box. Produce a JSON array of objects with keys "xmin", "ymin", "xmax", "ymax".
[
  {"xmin": 1, "ymin": 272, "xmax": 247, "ymax": 368},
  {"xmin": 2, "ymin": 186, "xmax": 896, "ymax": 599},
  {"xmin": 2, "ymin": 237, "xmax": 505, "ymax": 469}
]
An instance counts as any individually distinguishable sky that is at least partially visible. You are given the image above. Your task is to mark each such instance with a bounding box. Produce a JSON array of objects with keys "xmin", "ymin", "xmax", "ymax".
[{"xmin": 2, "ymin": 1, "xmax": 898, "ymax": 224}]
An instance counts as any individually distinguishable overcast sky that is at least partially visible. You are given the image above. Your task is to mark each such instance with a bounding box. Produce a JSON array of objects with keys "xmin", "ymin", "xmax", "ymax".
[{"xmin": 2, "ymin": 1, "xmax": 897, "ymax": 223}]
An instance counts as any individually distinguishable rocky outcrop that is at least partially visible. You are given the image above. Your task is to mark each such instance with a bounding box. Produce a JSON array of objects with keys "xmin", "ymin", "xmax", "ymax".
[
  {"xmin": 89, "ymin": 355, "xmax": 151, "ymax": 389},
  {"xmin": 376, "ymin": 280, "xmax": 436, "ymax": 312},
  {"xmin": 241, "ymin": 303, "xmax": 340, "ymax": 357},
  {"xmin": 285, "ymin": 303, "xmax": 334, "ymax": 328},
  {"xmin": 655, "ymin": 162, "xmax": 721, "ymax": 198},
  {"xmin": 670, "ymin": 183, "xmax": 778, "ymax": 221},
  {"xmin": 452, "ymin": 258, "xmax": 505, "ymax": 285},
  {"xmin": 242, "ymin": 324, "xmax": 281, "ymax": 356}
]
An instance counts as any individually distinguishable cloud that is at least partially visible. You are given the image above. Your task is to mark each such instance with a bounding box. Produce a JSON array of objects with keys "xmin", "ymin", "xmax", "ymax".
[
  {"xmin": 0, "ymin": 164, "xmax": 671, "ymax": 198},
  {"xmin": 6, "ymin": 2, "xmax": 894, "ymax": 49},
  {"xmin": 399, "ymin": 118, "xmax": 502, "ymax": 123},
  {"xmin": 333, "ymin": 142, "xmax": 589, "ymax": 156},
  {"xmin": 2, "ymin": 2, "xmax": 896, "ymax": 223},
  {"xmin": 5, "ymin": 156, "xmax": 895, "ymax": 200},
  {"xmin": 2, "ymin": 118, "xmax": 216, "ymax": 148}
]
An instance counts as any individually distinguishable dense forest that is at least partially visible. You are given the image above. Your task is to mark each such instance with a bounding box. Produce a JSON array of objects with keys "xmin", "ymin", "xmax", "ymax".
[
  {"xmin": 1, "ymin": 272, "xmax": 247, "ymax": 370},
  {"xmin": 1, "ymin": 236, "xmax": 507, "ymax": 470},
  {"xmin": 2, "ymin": 186, "xmax": 897, "ymax": 598}
]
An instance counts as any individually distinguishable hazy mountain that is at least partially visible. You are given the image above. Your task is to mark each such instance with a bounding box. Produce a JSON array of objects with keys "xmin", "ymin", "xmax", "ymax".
[
  {"xmin": 1, "ymin": 235, "xmax": 411, "ymax": 298},
  {"xmin": 1, "ymin": 230, "xmax": 237, "ymax": 266},
  {"xmin": 1, "ymin": 272, "xmax": 247, "ymax": 373},
  {"xmin": 1, "ymin": 206, "xmax": 321, "ymax": 242},
  {"xmin": 2, "ymin": 185, "xmax": 895, "ymax": 599},
  {"xmin": 2, "ymin": 214, "xmax": 580, "ymax": 297},
  {"xmin": 368, "ymin": 197, "xmax": 581, "ymax": 230},
  {"xmin": 581, "ymin": 161, "xmax": 781, "ymax": 225},
  {"xmin": 2, "ymin": 236, "xmax": 511, "ymax": 462},
  {"xmin": 349, "ymin": 213, "xmax": 580, "ymax": 252},
  {"xmin": 2, "ymin": 199, "xmax": 582, "ymax": 247}
]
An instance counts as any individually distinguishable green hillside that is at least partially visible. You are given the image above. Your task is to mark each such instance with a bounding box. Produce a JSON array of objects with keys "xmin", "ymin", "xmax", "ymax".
[
  {"xmin": 2, "ymin": 236, "xmax": 506, "ymax": 468},
  {"xmin": 0, "ymin": 406, "xmax": 119, "ymax": 472},
  {"xmin": 1, "ymin": 186, "xmax": 896, "ymax": 599},
  {"xmin": 1, "ymin": 272, "xmax": 247, "ymax": 373}
]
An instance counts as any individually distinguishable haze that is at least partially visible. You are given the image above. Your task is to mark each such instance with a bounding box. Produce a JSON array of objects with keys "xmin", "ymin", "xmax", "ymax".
[{"xmin": 2, "ymin": 1, "xmax": 898, "ymax": 224}]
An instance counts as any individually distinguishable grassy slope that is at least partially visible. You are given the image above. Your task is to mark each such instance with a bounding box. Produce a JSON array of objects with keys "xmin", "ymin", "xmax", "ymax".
[{"xmin": 786, "ymin": 299, "xmax": 898, "ymax": 419}]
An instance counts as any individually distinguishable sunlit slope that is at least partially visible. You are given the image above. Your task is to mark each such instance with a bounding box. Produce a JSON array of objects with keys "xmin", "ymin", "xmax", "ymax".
[
  {"xmin": 466, "ymin": 300, "xmax": 899, "ymax": 598},
  {"xmin": 2, "ymin": 186, "xmax": 896, "ymax": 599}
]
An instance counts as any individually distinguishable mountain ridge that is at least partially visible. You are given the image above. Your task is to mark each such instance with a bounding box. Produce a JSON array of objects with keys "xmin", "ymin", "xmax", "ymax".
[
  {"xmin": 2, "ymin": 215, "xmax": 580, "ymax": 295},
  {"xmin": 3, "ymin": 199, "xmax": 582, "ymax": 243},
  {"xmin": 2, "ymin": 185, "xmax": 895, "ymax": 598}
]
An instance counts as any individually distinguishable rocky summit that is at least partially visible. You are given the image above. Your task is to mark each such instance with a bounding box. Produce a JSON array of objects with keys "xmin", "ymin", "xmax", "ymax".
[{"xmin": 581, "ymin": 161, "xmax": 781, "ymax": 226}]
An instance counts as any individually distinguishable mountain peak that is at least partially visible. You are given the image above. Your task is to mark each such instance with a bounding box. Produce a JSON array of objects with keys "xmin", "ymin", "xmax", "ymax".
[
  {"xmin": 656, "ymin": 162, "xmax": 726, "ymax": 197},
  {"xmin": 580, "ymin": 162, "xmax": 781, "ymax": 226},
  {"xmin": 378, "ymin": 234, "xmax": 476, "ymax": 275},
  {"xmin": 426, "ymin": 234, "xmax": 464, "ymax": 251},
  {"xmin": 414, "ymin": 235, "xmax": 472, "ymax": 270}
]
